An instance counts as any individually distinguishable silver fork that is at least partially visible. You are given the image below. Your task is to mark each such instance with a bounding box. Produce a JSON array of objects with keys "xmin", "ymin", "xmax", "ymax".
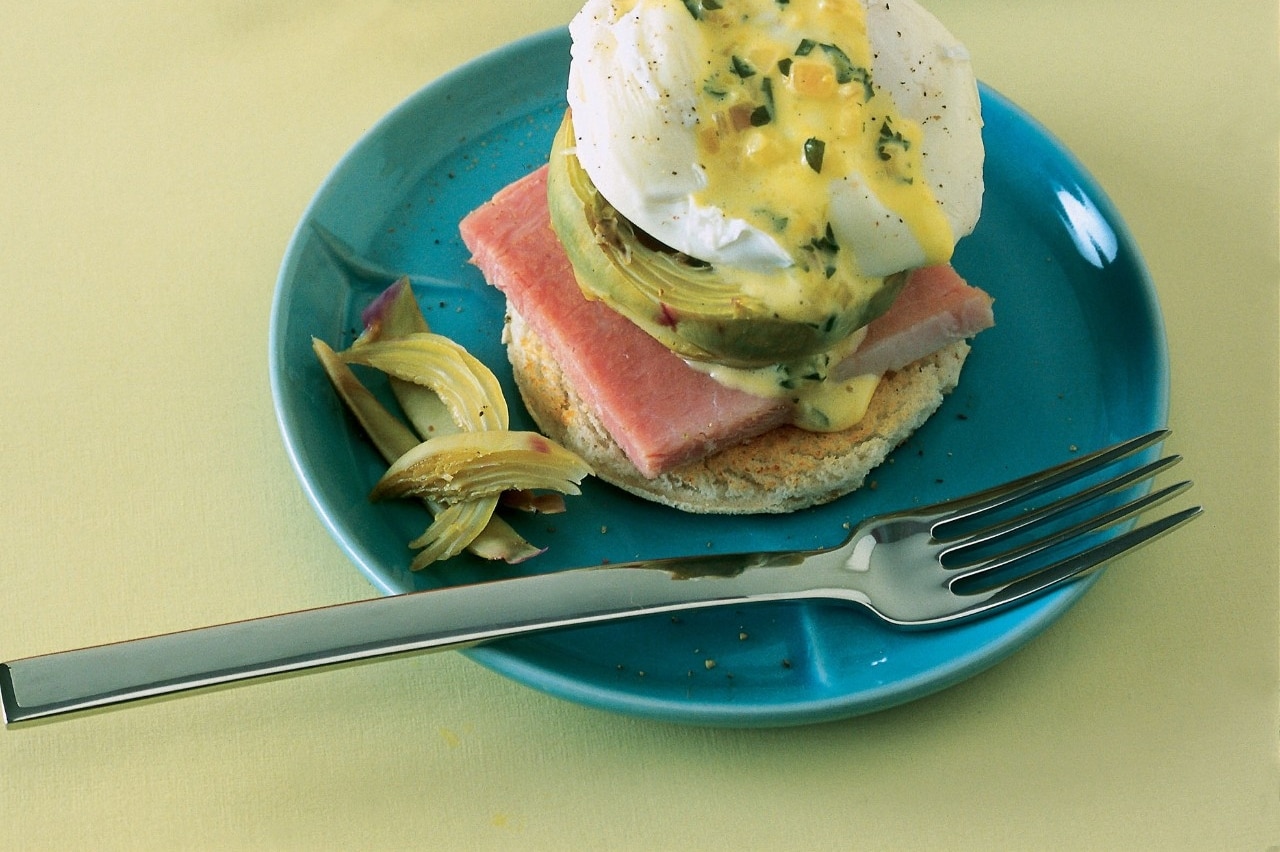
[{"xmin": 0, "ymin": 429, "xmax": 1200, "ymax": 724}]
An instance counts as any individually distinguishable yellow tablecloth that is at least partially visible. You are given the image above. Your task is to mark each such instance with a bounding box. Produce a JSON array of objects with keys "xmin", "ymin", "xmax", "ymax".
[{"xmin": 2, "ymin": 2, "xmax": 1275, "ymax": 848}]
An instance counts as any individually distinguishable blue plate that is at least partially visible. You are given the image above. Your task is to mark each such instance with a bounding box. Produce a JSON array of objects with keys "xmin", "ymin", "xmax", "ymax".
[{"xmin": 269, "ymin": 28, "xmax": 1168, "ymax": 726}]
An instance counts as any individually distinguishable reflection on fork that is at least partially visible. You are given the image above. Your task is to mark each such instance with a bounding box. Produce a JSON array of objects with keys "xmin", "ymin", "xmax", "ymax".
[{"xmin": 826, "ymin": 428, "xmax": 1200, "ymax": 626}]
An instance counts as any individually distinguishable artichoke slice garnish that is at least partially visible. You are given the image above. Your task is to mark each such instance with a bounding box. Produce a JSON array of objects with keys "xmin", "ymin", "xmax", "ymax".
[
  {"xmin": 372, "ymin": 431, "xmax": 594, "ymax": 503},
  {"xmin": 314, "ymin": 278, "xmax": 593, "ymax": 569},
  {"xmin": 547, "ymin": 111, "xmax": 904, "ymax": 368},
  {"xmin": 312, "ymin": 337, "xmax": 421, "ymax": 463},
  {"xmin": 405, "ymin": 496, "xmax": 503, "ymax": 571},
  {"xmin": 340, "ymin": 334, "xmax": 509, "ymax": 433},
  {"xmin": 352, "ymin": 280, "xmax": 462, "ymax": 440}
]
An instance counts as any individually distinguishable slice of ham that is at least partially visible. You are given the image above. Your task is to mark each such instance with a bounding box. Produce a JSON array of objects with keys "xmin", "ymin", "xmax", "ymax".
[
  {"xmin": 837, "ymin": 264, "xmax": 994, "ymax": 379},
  {"xmin": 459, "ymin": 165, "xmax": 993, "ymax": 479},
  {"xmin": 460, "ymin": 167, "xmax": 790, "ymax": 478}
]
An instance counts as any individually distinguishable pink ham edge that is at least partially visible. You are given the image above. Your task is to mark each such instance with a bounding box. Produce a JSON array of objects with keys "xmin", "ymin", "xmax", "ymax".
[
  {"xmin": 839, "ymin": 264, "xmax": 994, "ymax": 379},
  {"xmin": 459, "ymin": 165, "xmax": 994, "ymax": 479},
  {"xmin": 460, "ymin": 167, "xmax": 789, "ymax": 478}
]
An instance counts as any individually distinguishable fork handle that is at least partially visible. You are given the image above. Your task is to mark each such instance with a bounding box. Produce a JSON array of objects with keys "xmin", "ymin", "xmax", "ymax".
[{"xmin": 1, "ymin": 551, "xmax": 822, "ymax": 724}]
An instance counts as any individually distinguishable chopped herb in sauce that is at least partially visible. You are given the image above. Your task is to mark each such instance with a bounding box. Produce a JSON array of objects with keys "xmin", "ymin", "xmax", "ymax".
[
  {"xmin": 877, "ymin": 118, "xmax": 916, "ymax": 182},
  {"xmin": 789, "ymin": 39, "xmax": 875, "ymax": 100},
  {"xmin": 878, "ymin": 118, "xmax": 911, "ymax": 160},
  {"xmin": 755, "ymin": 208, "xmax": 789, "ymax": 232},
  {"xmin": 730, "ymin": 55, "xmax": 756, "ymax": 78},
  {"xmin": 681, "ymin": 0, "xmax": 721, "ymax": 19},
  {"xmin": 804, "ymin": 223, "xmax": 839, "ymax": 278},
  {"xmin": 750, "ymin": 76, "xmax": 775, "ymax": 126},
  {"xmin": 818, "ymin": 43, "xmax": 856, "ymax": 83},
  {"xmin": 803, "ymin": 136, "xmax": 826, "ymax": 172}
]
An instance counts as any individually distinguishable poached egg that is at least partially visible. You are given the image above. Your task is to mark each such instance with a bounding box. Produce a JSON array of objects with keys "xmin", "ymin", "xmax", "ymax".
[{"xmin": 565, "ymin": 0, "xmax": 984, "ymax": 279}]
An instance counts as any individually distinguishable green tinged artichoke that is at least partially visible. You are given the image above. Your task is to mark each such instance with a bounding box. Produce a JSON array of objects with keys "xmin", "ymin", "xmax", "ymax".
[{"xmin": 546, "ymin": 112, "xmax": 905, "ymax": 369}]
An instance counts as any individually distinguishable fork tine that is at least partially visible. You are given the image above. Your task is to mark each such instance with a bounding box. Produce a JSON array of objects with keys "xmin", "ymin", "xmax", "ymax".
[
  {"xmin": 941, "ymin": 453, "xmax": 1183, "ymax": 555},
  {"xmin": 948, "ymin": 504, "xmax": 1203, "ymax": 621},
  {"xmin": 932, "ymin": 429, "xmax": 1170, "ymax": 529},
  {"xmin": 951, "ymin": 478, "xmax": 1194, "ymax": 587}
]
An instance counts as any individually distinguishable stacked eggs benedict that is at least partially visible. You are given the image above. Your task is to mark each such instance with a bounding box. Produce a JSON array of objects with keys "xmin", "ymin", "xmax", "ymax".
[{"xmin": 460, "ymin": 0, "xmax": 994, "ymax": 512}]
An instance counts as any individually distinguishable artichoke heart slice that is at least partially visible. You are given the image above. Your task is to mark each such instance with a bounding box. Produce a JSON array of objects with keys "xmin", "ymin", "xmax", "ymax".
[
  {"xmin": 313, "ymin": 337, "xmax": 420, "ymax": 463},
  {"xmin": 354, "ymin": 276, "xmax": 431, "ymax": 343},
  {"xmin": 351, "ymin": 277, "xmax": 462, "ymax": 440},
  {"xmin": 373, "ymin": 431, "xmax": 595, "ymax": 503},
  {"xmin": 341, "ymin": 332, "xmax": 509, "ymax": 432},
  {"xmin": 547, "ymin": 111, "xmax": 906, "ymax": 368},
  {"xmin": 312, "ymin": 336, "xmax": 542, "ymax": 566},
  {"xmin": 407, "ymin": 496, "xmax": 505, "ymax": 570}
]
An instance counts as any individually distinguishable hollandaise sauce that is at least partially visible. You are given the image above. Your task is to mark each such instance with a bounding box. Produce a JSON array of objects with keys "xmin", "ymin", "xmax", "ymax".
[
  {"xmin": 683, "ymin": 324, "xmax": 881, "ymax": 432},
  {"xmin": 685, "ymin": 0, "xmax": 954, "ymax": 282},
  {"xmin": 666, "ymin": 0, "xmax": 963, "ymax": 430}
]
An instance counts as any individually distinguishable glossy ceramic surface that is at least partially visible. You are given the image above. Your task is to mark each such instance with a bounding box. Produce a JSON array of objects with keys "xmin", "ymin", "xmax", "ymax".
[{"xmin": 269, "ymin": 28, "xmax": 1168, "ymax": 726}]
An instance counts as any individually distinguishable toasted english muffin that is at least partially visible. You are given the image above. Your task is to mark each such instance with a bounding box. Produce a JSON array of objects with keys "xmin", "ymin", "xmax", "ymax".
[{"xmin": 503, "ymin": 305, "xmax": 970, "ymax": 514}]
